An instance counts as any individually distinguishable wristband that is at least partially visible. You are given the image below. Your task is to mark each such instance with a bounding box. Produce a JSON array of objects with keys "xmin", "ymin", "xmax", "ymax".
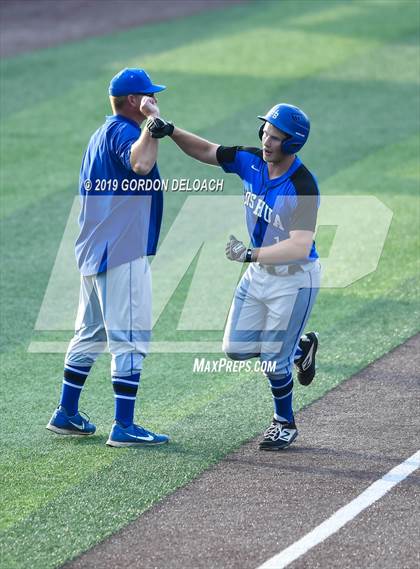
[{"xmin": 245, "ymin": 248, "xmax": 253, "ymax": 262}]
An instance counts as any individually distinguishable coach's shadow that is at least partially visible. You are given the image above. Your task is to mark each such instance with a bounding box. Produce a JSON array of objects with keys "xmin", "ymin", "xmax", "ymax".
[
  {"xmin": 48, "ymin": 435, "xmax": 195, "ymax": 455},
  {"xmin": 46, "ymin": 434, "xmax": 105, "ymax": 446}
]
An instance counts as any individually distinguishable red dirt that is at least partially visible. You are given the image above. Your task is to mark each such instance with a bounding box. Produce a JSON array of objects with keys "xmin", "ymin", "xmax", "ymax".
[{"xmin": 0, "ymin": 0, "xmax": 245, "ymax": 58}]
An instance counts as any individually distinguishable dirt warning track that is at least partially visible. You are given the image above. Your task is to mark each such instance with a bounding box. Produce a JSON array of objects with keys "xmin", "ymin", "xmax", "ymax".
[
  {"xmin": 65, "ymin": 334, "xmax": 420, "ymax": 569},
  {"xmin": 0, "ymin": 0, "xmax": 245, "ymax": 58}
]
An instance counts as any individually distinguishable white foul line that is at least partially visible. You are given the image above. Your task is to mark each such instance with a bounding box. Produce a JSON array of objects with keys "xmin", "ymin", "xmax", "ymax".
[{"xmin": 256, "ymin": 450, "xmax": 420, "ymax": 569}]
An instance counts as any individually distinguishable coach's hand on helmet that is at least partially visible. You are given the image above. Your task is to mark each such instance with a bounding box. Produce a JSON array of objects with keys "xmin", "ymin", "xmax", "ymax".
[
  {"xmin": 140, "ymin": 96, "xmax": 160, "ymax": 118},
  {"xmin": 225, "ymin": 235, "xmax": 252, "ymax": 263}
]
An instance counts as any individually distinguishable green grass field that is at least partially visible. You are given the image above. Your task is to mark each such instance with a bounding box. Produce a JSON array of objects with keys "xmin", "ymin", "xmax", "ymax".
[{"xmin": 1, "ymin": 1, "xmax": 419, "ymax": 567}]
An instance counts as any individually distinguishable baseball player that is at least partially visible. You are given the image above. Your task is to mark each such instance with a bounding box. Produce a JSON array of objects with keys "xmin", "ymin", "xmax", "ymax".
[
  {"xmin": 146, "ymin": 104, "xmax": 320, "ymax": 450},
  {"xmin": 46, "ymin": 68, "xmax": 169, "ymax": 447}
]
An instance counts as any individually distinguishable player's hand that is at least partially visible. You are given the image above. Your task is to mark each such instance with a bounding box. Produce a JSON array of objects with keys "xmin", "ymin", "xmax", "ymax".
[
  {"xmin": 146, "ymin": 117, "xmax": 174, "ymax": 138},
  {"xmin": 140, "ymin": 96, "xmax": 160, "ymax": 118},
  {"xmin": 225, "ymin": 235, "xmax": 248, "ymax": 262}
]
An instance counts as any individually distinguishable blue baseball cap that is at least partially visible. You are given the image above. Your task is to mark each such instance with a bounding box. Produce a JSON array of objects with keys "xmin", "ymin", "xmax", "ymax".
[{"xmin": 108, "ymin": 68, "xmax": 166, "ymax": 96}]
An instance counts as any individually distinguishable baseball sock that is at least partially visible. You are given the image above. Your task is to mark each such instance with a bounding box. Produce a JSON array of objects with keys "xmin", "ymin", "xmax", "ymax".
[
  {"xmin": 112, "ymin": 372, "xmax": 140, "ymax": 427},
  {"xmin": 59, "ymin": 363, "xmax": 92, "ymax": 416},
  {"xmin": 268, "ymin": 373, "xmax": 294, "ymax": 424}
]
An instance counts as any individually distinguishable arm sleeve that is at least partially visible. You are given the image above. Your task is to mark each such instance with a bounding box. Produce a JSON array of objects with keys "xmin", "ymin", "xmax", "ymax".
[
  {"xmin": 216, "ymin": 145, "xmax": 244, "ymax": 176},
  {"xmin": 290, "ymin": 195, "xmax": 319, "ymax": 231},
  {"xmin": 110, "ymin": 124, "xmax": 140, "ymax": 172},
  {"xmin": 289, "ymin": 166, "xmax": 320, "ymax": 232}
]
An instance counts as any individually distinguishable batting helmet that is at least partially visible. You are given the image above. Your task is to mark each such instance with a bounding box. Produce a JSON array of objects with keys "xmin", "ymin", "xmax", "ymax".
[{"xmin": 258, "ymin": 104, "xmax": 310, "ymax": 154}]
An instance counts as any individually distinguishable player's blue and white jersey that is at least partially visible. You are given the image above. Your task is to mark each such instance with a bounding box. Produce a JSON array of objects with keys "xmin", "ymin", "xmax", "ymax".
[
  {"xmin": 217, "ymin": 146, "xmax": 320, "ymax": 263},
  {"xmin": 75, "ymin": 115, "xmax": 163, "ymax": 276}
]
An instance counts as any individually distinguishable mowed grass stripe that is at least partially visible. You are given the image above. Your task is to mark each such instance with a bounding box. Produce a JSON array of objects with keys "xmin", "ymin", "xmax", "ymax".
[
  {"xmin": 1, "ymin": 274, "xmax": 419, "ymax": 554},
  {"xmin": 2, "ymin": 286, "xmax": 418, "ymax": 569},
  {"xmin": 1, "ymin": 0, "xmax": 419, "ymax": 567},
  {"xmin": 1, "ymin": 126, "xmax": 417, "ymax": 353},
  {"xmin": 2, "ymin": 3, "xmax": 418, "ymax": 350},
  {"xmin": 2, "ymin": 68, "xmax": 419, "ymax": 219},
  {"xmin": 1, "ymin": 0, "xmax": 418, "ymax": 217},
  {"xmin": 1, "ymin": 63, "xmax": 415, "ymax": 474},
  {"xmin": 2, "ymin": 301, "xmax": 419, "ymax": 569},
  {"xmin": 1, "ymin": 161, "xmax": 418, "ymax": 567}
]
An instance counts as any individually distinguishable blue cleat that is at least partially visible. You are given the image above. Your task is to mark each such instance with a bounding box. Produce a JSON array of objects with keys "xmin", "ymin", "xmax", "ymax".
[
  {"xmin": 106, "ymin": 422, "xmax": 169, "ymax": 447},
  {"xmin": 46, "ymin": 406, "xmax": 96, "ymax": 436}
]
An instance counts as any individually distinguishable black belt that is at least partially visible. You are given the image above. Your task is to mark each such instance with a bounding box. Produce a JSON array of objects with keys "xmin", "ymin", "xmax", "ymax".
[{"xmin": 259, "ymin": 264, "xmax": 303, "ymax": 276}]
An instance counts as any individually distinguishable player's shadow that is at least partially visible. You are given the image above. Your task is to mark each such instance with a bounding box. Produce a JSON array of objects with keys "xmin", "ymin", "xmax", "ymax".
[{"xmin": 223, "ymin": 447, "xmax": 420, "ymax": 487}]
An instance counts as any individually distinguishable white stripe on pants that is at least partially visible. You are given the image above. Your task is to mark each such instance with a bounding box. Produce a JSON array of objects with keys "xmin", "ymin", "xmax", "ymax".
[
  {"xmin": 65, "ymin": 257, "xmax": 152, "ymax": 376},
  {"xmin": 223, "ymin": 260, "xmax": 321, "ymax": 377}
]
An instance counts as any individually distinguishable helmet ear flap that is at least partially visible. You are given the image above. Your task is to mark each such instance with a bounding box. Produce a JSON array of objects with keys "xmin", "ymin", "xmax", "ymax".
[
  {"xmin": 258, "ymin": 123, "xmax": 265, "ymax": 141},
  {"xmin": 281, "ymin": 134, "xmax": 294, "ymax": 154}
]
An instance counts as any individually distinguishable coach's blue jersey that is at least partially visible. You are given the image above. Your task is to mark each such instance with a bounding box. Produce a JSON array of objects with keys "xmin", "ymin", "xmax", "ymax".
[
  {"xmin": 217, "ymin": 146, "xmax": 319, "ymax": 263},
  {"xmin": 75, "ymin": 115, "xmax": 163, "ymax": 275}
]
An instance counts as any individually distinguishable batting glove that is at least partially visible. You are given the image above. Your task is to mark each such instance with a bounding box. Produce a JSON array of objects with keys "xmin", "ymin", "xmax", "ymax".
[
  {"xmin": 146, "ymin": 117, "xmax": 174, "ymax": 138},
  {"xmin": 225, "ymin": 235, "xmax": 252, "ymax": 262}
]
